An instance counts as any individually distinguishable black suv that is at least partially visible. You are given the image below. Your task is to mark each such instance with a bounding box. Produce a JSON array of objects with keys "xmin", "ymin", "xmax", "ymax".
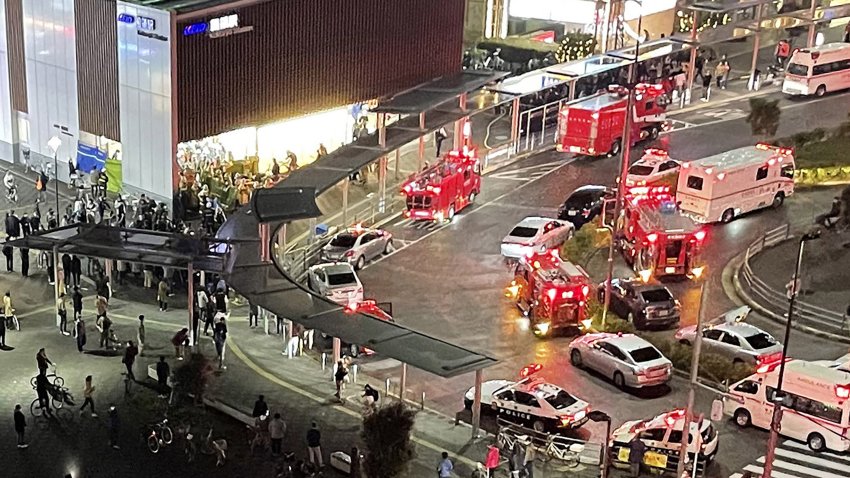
[
  {"xmin": 557, "ymin": 185, "xmax": 614, "ymax": 229},
  {"xmin": 597, "ymin": 279, "xmax": 680, "ymax": 330}
]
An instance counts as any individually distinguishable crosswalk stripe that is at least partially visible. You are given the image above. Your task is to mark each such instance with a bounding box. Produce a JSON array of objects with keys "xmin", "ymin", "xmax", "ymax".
[
  {"xmin": 743, "ymin": 464, "xmax": 801, "ymax": 478},
  {"xmin": 775, "ymin": 447, "xmax": 850, "ymax": 473},
  {"xmin": 782, "ymin": 441, "xmax": 850, "ymax": 462},
  {"xmin": 756, "ymin": 457, "xmax": 847, "ymax": 478}
]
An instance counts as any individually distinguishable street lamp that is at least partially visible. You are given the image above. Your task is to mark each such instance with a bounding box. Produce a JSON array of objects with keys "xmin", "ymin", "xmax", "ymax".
[
  {"xmin": 676, "ymin": 265, "xmax": 707, "ymax": 478},
  {"xmin": 602, "ymin": 0, "xmax": 644, "ymax": 328},
  {"xmin": 589, "ymin": 410, "xmax": 612, "ymax": 478},
  {"xmin": 762, "ymin": 228, "xmax": 821, "ymax": 478}
]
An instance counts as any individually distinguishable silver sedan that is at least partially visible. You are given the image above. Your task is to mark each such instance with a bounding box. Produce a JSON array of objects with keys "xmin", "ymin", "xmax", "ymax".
[
  {"xmin": 321, "ymin": 226, "xmax": 394, "ymax": 270},
  {"xmin": 674, "ymin": 306, "xmax": 783, "ymax": 366},
  {"xmin": 568, "ymin": 333, "xmax": 672, "ymax": 389}
]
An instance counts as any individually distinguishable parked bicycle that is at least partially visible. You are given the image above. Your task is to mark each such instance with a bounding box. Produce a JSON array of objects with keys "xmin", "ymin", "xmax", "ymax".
[
  {"xmin": 30, "ymin": 366, "xmax": 64, "ymax": 389},
  {"xmin": 30, "ymin": 385, "xmax": 74, "ymax": 416},
  {"xmin": 143, "ymin": 418, "xmax": 174, "ymax": 454},
  {"xmin": 537, "ymin": 436, "xmax": 584, "ymax": 468},
  {"xmin": 4, "ymin": 313, "xmax": 19, "ymax": 331}
]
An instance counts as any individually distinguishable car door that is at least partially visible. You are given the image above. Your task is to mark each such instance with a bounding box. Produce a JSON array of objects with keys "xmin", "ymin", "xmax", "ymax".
[
  {"xmin": 701, "ymin": 329, "xmax": 724, "ymax": 354},
  {"xmin": 718, "ymin": 331, "xmax": 744, "ymax": 361},
  {"xmin": 596, "ymin": 342, "xmax": 621, "ymax": 377},
  {"xmin": 513, "ymin": 391, "xmax": 543, "ymax": 425},
  {"xmin": 361, "ymin": 233, "xmax": 379, "ymax": 260}
]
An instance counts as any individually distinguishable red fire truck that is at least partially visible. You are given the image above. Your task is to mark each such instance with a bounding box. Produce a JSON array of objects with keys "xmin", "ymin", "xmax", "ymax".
[
  {"xmin": 617, "ymin": 186, "xmax": 706, "ymax": 280},
  {"xmin": 401, "ymin": 147, "xmax": 481, "ymax": 222},
  {"xmin": 506, "ymin": 249, "xmax": 592, "ymax": 338},
  {"xmin": 557, "ymin": 83, "xmax": 668, "ymax": 157}
]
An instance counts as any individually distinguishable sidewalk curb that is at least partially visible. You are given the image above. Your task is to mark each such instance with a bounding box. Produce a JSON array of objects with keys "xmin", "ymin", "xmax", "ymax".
[{"xmin": 729, "ymin": 253, "xmax": 850, "ymax": 344}]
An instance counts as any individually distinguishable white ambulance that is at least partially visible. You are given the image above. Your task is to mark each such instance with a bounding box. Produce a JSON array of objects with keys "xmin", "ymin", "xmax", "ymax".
[
  {"xmin": 783, "ymin": 43, "xmax": 850, "ymax": 97},
  {"xmin": 726, "ymin": 359, "xmax": 850, "ymax": 452},
  {"xmin": 676, "ymin": 144, "xmax": 795, "ymax": 223}
]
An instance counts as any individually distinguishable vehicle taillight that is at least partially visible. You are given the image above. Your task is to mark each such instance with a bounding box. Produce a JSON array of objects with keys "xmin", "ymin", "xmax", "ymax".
[
  {"xmin": 344, "ymin": 250, "xmax": 354, "ymax": 257},
  {"xmin": 646, "ymin": 233, "xmax": 658, "ymax": 243},
  {"xmin": 694, "ymin": 230, "xmax": 706, "ymax": 242},
  {"xmin": 836, "ymin": 384, "xmax": 850, "ymax": 399},
  {"xmin": 433, "ymin": 187, "xmax": 441, "ymax": 194},
  {"xmin": 581, "ymin": 285, "xmax": 589, "ymax": 297},
  {"xmin": 547, "ymin": 289, "xmax": 557, "ymax": 301},
  {"xmin": 582, "ymin": 208, "xmax": 591, "ymax": 217}
]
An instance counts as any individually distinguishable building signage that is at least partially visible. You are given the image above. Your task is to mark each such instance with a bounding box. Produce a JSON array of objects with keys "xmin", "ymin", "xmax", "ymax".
[
  {"xmin": 118, "ymin": 12, "xmax": 166, "ymax": 41},
  {"xmin": 183, "ymin": 14, "xmax": 253, "ymax": 38},
  {"xmin": 118, "ymin": 13, "xmax": 135, "ymax": 24},
  {"xmin": 138, "ymin": 16, "xmax": 156, "ymax": 31}
]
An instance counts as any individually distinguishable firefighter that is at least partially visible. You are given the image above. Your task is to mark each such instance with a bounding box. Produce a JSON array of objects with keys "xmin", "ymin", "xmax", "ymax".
[{"xmin": 775, "ymin": 39, "xmax": 791, "ymax": 69}]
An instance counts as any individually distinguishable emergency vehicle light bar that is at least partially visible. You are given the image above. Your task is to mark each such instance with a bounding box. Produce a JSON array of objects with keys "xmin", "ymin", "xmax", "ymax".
[
  {"xmin": 756, "ymin": 143, "xmax": 794, "ymax": 155},
  {"xmin": 519, "ymin": 363, "xmax": 543, "ymax": 378}
]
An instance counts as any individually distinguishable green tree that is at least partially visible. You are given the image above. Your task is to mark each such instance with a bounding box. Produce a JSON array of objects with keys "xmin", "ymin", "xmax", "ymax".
[
  {"xmin": 746, "ymin": 98, "xmax": 781, "ymax": 138},
  {"xmin": 560, "ymin": 223, "xmax": 610, "ymax": 266},
  {"xmin": 555, "ymin": 32, "xmax": 596, "ymax": 63},
  {"xmin": 362, "ymin": 402, "xmax": 417, "ymax": 478}
]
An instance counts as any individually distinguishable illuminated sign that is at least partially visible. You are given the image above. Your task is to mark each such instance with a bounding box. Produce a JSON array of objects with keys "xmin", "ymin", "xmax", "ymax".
[
  {"xmin": 117, "ymin": 13, "xmax": 135, "ymax": 24},
  {"xmin": 183, "ymin": 22, "xmax": 208, "ymax": 36},
  {"xmin": 139, "ymin": 16, "xmax": 156, "ymax": 31},
  {"xmin": 209, "ymin": 14, "xmax": 238, "ymax": 32}
]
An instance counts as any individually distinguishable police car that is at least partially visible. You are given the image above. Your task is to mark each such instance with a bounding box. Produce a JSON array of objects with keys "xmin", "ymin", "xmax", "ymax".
[
  {"xmin": 610, "ymin": 409, "xmax": 720, "ymax": 472},
  {"xmin": 625, "ymin": 149, "xmax": 680, "ymax": 188}
]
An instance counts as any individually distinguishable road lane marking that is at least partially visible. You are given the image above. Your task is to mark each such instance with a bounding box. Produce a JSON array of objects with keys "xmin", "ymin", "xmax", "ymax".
[
  {"xmin": 775, "ymin": 448, "xmax": 850, "ymax": 473},
  {"xmin": 783, "ymin": 440, "xmax": 850, "ymax": 462}
]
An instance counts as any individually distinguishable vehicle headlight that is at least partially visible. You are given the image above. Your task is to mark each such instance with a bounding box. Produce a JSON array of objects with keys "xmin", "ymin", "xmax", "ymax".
[{"xmin": 534, "ymin": 322, "xmax": 551, "ymax": 335}]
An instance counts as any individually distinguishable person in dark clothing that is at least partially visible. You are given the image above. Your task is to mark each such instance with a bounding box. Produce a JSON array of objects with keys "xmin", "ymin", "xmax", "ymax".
[
  {"xmin": 19, "ymin": 248, "xmax": 29, "ymax": 277},
  {"xmin": 29, "ymin": 213, "xmax": 39, "ymax": 233},
  {"xmin": 35, "ymin": 374, "xmax": 51, "ymax": 415},
  {"xmin": 213, "ymin": 316, "xmax": 228, "ymax": 369},
  {"xmin": 2, "ymin": 242, "xmax": 13, "ymax": 272},
  {"xmin": 156, "ymin": 356, "xmax": 170, "ymax": 397},
  {"xmin": 99, "ymin": 315, "xmax": 112, "ymax": 349},
  {"xmin": 47, "ymin": 209, "xmax": 57, "ymax": 229},
  {"xmin": 214, "ymin": 290, "xmax": 227, "ymax": 313},
  {"xmin": 306, "ymin": 422, "xmax": 323, "ymax": 467},
  {"xmin": 0, "ymin": 312, "xmax": 6, "ymax": 347},
  {"xmin": 75, "ymin": 318, "xmax": 86, "ymax": 352},
  {"xmin": 46, "ymin": 252, "xmax": 54, "ymax": 285},
  {"xmin": 628, "ymin": 437, "xmax": 646, "ymax": 478},
  {"xmin": 71, "ymin": 255, "xmax": 82, "ymax": 286},
  {"xmin": 61, "ymin": 254, "xmax": 71, "ymax": 280},
  {"xmin": 36, "ymin": 348, "xmax": 53, "ymax": 376},
  {"xmin": 14, "ymin": 404, "xmax": 28, "ymax": 448},
  {"xmin": 334, "ymin": 361, "xmax": 348, "ymax": 400},
  {"xmin": 20, "ymin": 214, "xmax": 30, "ymax": 237},
  {"xmin": 122, "ymin": 341, "xmax": 139, "ymax": 381},
  {"xmin": 72, "ymin": 287, "xmax": 83, "ymax": 320},
  {"xmin": 5, "ymin": 211, "xmax": 20, "ymax": 239},
  {"xmin": 252, "ymin": 395, "xmax": 269, "ymax": 418},
  {"xmin": 108, "ymin": 405, "xmax": 120, "ymax": 449}
]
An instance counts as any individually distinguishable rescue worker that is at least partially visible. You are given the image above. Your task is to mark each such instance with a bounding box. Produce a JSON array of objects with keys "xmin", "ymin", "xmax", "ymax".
[{"xmin": 775, "ymin": 39, "xmax": 791, "ymax": 69}]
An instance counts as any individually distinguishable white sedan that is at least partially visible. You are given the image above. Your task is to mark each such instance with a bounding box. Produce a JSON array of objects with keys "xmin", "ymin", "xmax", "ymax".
[
  {"xmin": 625, "ymin": 149, "xmax": 680, "ymax": 188},
  {"xmin": 500, "ymin": 216, "xmax": 575, "ymax": 259},
  {"xmin": 321, "ymin": 226, "xmax": 393, "ymax": 270},
  {"xmin": 306, "ymin": 262, "xmax": 364, "ymax": 306}
]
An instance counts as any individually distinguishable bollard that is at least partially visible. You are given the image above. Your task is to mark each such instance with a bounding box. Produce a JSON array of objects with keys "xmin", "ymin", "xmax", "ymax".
[
  {"xmin": 385, "ymin": 378, "xmax": 391, "ymax": 398},
  {"xmin": 322, "ymin": 353, "xmax": 327, "ymax": 371},
  {"xmin": 352, "ymin": 364, "xmax": 358, "ymax": 384},
  {"xmin": 420, "ymin": 392, "xmax": 425, "ymax": 411}
]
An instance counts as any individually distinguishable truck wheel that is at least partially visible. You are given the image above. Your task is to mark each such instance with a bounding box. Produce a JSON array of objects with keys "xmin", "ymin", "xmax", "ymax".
[
  {"xmin": 648, "ymin": 126, "xmax": 660, "ymax": 140},
  {"xmin": 447, "ymin": 205, "xmax": 455, "ymax": 221},
  {"xmin": 815, "ymin": 85, "xmax": 826, "ymax": 97},
  {"xmin": 734, "ymin": 409, "xmax": 751, "ymax": 428},
  {"xmin": 772, "ymin": 192, "xmax": 785, "ymax": 208},
  {"xmin": 469, "ymin": 191, "xmax": 476, "ymax": 203},
  {"xmin": 608, "ymin": 140, "xmax": 622, "ymax": 157},
  {"xmin": 721, "ymin": 208, "xmax": 735, "ymax": 223}
]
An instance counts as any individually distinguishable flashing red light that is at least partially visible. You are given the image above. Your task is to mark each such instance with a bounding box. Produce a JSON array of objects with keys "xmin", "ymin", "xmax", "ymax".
[
  {"xmin": 432, "ymin": 187, "xmax": 441, "ymax": 194},
  {"xmin": 547, "ymin": 288, "xmax": 557, "ymax": 301},
  {"xmin": 836, "ymin": 385, "xmax": 850, "ymax": 399},
  {"xmin": 562, "ymin": 290, "xmax": 574, "ymax": 300},
  {"xmin": 756, "ymin": 143, "xmax": 770, "ymax": 150},
  {"xmin": 647, "ymin": 233, "xmax": 658, "ymax": 243},
  {"xmin": 581, "ymin": 285, "xmax": 590, "ymax": 297},
  {"xmin": 768, "ymin": 159, "xmax": 776, "ymax": 166},
  {"xmin": 665, "ymin": 409, "xmax": 686, "ymax": 427},
  {"xmin": 520, "ymin": 363, "xmax": 543, "ymax": 378},
  {"xmin": 533, "ymin": 260, "xmax": 541, "ymax": 269},
  {"xmin": 549, "ymin": 249, "xmax": 559, "ymax": 259},
  {"xmin": 811, "ymin": 52, "xmax": 820, "ymax": 60},
  {"xmin": 344, "ymin": 303, "xmax": 358, "ymax": 314},
  {"xmin": 344, "ymin": 250, "xmax": 355, "ymax": 257},
  {"xmin": 694, "ymin": 230, "xmax": 706, "ymax": 242}
]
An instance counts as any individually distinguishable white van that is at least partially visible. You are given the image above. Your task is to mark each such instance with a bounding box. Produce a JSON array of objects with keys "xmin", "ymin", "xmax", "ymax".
[
  {"xmin": 726, "ymin": 360, "xmax": 850, "ymax": 452},
  {"xmin": 783, "ymin": 43, "xmax": 850, "ymax": 97},
  {"xmin": 676, "ymin": 144, "xmax": 795, "ymax": 223}
]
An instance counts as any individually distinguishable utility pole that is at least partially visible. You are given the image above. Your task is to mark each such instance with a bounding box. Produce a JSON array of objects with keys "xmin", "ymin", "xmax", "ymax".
[{"xmin": 677, "ymin": 267, "xmax": 707, "ymax": 478}]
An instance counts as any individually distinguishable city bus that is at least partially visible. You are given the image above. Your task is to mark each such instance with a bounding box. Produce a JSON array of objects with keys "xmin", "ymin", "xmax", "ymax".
[{"xmin": 782, "ymin": 43, "xmax": 850, "ymax": 97}]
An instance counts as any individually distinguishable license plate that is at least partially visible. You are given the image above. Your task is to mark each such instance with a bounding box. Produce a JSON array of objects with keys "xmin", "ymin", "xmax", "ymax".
[
  {"xmin": 644, "ymin": 451, "xmax": 668, "ymax": 468},
  {"xmin": 568, "ymin": 210, "xmax": 577, "ymax": 216},
  {"xmin": 657, "ymin": 310, "xmax": 669, "ymax": 317},
  {"xmin": 569, "ymin": 146, "xmax": 581, "ymax": 153}
]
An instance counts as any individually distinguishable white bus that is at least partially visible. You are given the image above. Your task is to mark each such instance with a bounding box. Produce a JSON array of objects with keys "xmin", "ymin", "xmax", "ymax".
[
  {"xmin": 726, "ymin": 360, "xmax": 850, "ymax": 452},
  {"xmin": 782, "ymin": 43, "xmax": 850, "ymax": 97},
  {"xmin": 675, "ymin": 144, "xmax": 795, "ymax": 223}
]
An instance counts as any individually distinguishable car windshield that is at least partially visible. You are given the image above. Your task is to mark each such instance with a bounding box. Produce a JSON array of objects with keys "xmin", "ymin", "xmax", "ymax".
[
  {"xmin": 327, "ymin": 272, "xmax": 357, "ymax": 286},
  {"xmin": 640, "ymin": 289, "xmax": 672, "ymax": 302},
  {"xmin": 628, "ymin": 165, "xmax": 655, "ymax": 176},
  {"xmin": 509, "ymin": 226, "xmax": 539, "ymax": 238},
  {"xmin": 330, "ymin": 234, "xmax": 357, "ymax": 248},
  {"xmin": 544, "ymin": 390, "xmax": 577, "ymax": 409},
  {"xmin": 786, "ymin": 63, "xmax": 809, "ymax": 76},
  {"xmin": 629, "ymin": 346, "xmax": 662, "ymax": 363},
  {"xmin": 745, "ymin": 332, "xmax": 777, "ymax": 350}
]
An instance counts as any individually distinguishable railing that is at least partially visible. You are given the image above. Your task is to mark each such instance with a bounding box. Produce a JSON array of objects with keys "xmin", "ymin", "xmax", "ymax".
[
  {"xmin": 740, "ymin": 224, "xmax": 848, "ymax": 335},
  {"xmin": 495, "ymin": 418, "xmax": 602, "ymax": 467}
]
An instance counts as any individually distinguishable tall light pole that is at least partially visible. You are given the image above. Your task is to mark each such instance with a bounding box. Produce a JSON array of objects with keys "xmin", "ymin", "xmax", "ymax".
[
  {"xmin": 762, "ymin": 228, "xmax": 821, "ymax": 478},
  {"xmin": 47, "ymin": 136, "xmax": 62, "ymax": 220},
  {"xmin": 676, "ymin": 266, "xmax": 707, "ymax": 478},
  {"xmin": 602, "ymin": 0, "xmax": 643, "ymax": 328}
]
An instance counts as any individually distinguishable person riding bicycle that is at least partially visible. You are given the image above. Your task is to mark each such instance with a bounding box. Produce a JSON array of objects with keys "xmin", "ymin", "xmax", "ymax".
[{"xmin": 4, "ymin": 171, "xmax": 16, "ymax": 201}]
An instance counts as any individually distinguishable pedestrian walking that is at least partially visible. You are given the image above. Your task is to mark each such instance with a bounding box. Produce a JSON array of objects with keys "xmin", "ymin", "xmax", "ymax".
[
  {"xmin": 628, "ymin": 436, "xmax": 646, "ymax": 478},
  {"xmin": 350, "ymin": 447, "xmax": 362, "ymax": 478},
  {"xmin": 334, "ymin": 360, "xmax": 348, "ymax": 400},
  {"xmin": 172, "ymin": 328, "xmax": 189, "ymax": 360},
  {"xmin": 19, "ymin": 247, "xmax": 28, "ymax": 277},
  {"xmin": 249, "ymin": 301, "xmax": 259, "ymax": 328},
  {"xmin": 2, "ymin": 241, "xmax": 12, "ymax": 272},
  {"xmin": 14, "ymin": 404, "xmax": 27, "ymax": 448},
  {"xmin": 71, "ymin": 255, "xmax": 81, "ymax": 286},
  {"xmin": 137, "ymin": 315, "xmax": 146, "ymax": 356},
  {"xmin": 72, "ymin": 287, "xmax": 83, "ymax": 320},
  {"xmin": 5, "ymin": 211, "xmax": 20, "ymax": 239},
  {"xmin": 0, "ymin": 311, "xmax": 6, "ymax": 347},
  {"xmin": 46, "ymin": 251, "xmax": 54, "ymax": 285},
  {"xmin": 36, "ymin": 348, "xmax": 53, "ymax": 376},
  {"xmin": 268, "ymin": 412, "xmax": 286, "ymax": 455},
  {"xmin": 252, "ymin": 395, "xmax": 269, "ymax": 418},
  {"xmin": 74, "ymin": 318, "xmax": 86, "ymax": 352},
  {"xmin": 98, "ymin": 314, "xmax": 112, "ymax": 349},
  {"xmin": 203, "ymin": 299, "xmax": 215, "ymax": 335},
  {"xmin": 157, "ymin": 278, "xmax": 169, "ymax": 311},
  {"xmin": 57, "ymin": 293, "xmax": 69, "ymax": 335},
  {"xmin": 95, "ymin": 294, "xmax": 108, "ymax": 321},
  {"xmin": 214, "ymin": 288, "xmax": 228, "ymax": 313},
  {"xmin": 434, "ymin": 127, "xmax": 448, "ymax": 157},
  {"xmin": 156, "ymin": 356, "xmax": 170, "ymax": 397},
  {"xmin": 306, "ymin": 422, "xmax": 323, "ymax": 468},
  {"xmin": 438, "ymin": 451, "xmax": 454, "ymax": 478},
  {"xmin": 701, "ymin": 64, "xmax": 713, "ymax": 102},
  {"xmin": 108, "ymin": 405, "xmax": 120, "ymax": 449},
  {"xmin": 714, "ymin": 57, "xmax": 730, "ymax": 89},
  {"xmin": 61, "ymin": 254, "xmax": 71, "ymax": 282},
  {"xmin": 35, "ymin": 169, "xmax": 48, "ymax": 204},
  {"xmin": 4, "ymin": 291, "xmax": 16, "ymax": 330},
  {"xmin": 79, "ymin": 375, "xmax": 97, "ymax": 417},
  {"xmin": 122, "ymin": 341, "xmax": 139, "ymax": 381},
  {"xmin": 214, "ymin": 315, "xmax": 228, "ymax": 369}
]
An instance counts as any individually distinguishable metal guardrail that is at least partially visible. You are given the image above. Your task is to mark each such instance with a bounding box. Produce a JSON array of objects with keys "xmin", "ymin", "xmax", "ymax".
[
  {"xmin": 740, "ymin": 224, "xmax": 849, "ymax": 335},
  {"xmin": 496, "ymin": 418, "xmax": 602, "ymax": 467}
]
